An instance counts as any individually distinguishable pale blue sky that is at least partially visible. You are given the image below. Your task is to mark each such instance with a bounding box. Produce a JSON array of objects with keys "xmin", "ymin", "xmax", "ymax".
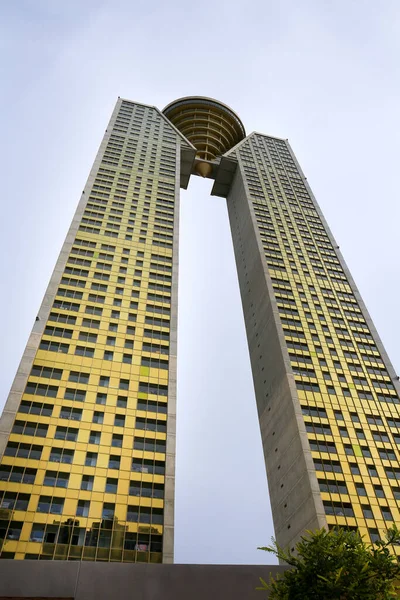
[{"xmin": 0, "ymin": 0, "xmax": 399, "ymax": 564}]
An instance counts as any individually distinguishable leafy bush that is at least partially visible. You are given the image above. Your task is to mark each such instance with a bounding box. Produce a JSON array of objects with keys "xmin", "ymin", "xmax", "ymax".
[{"xmin": 257, "ymin": 526, "xmax": 400, "ymax": 599}]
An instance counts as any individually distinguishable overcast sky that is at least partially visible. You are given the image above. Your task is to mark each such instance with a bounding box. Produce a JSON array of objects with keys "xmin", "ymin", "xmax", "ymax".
[{"xmin": 0, "ymin": 0, "xmax": 399, "ymax": 565}]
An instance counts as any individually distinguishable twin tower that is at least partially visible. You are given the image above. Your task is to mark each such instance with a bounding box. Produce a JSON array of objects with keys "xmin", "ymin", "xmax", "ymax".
[{"xmin": 0, "ymin": 96, "xmax": 399, "ymax": 564}]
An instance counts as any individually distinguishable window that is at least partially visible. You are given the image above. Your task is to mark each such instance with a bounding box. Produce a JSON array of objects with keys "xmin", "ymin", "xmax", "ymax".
[
  {"xmin": 109, "ymin": 455, "xmax": 121, "ymax": 469},
  {"xmin": 379, "ymin": 449, "xmax": 397, "ymax": 461},
  {"xmin": 96, "ymin": 393, "xmax": 107, "ymax": 405},
  {"xmin": 37, "ymin": 496, "xmax": 64, "ymax": 514},
  {"xmin": 19, "ymin": 401, "xmax": 53, "ymax": 416},
  {"xmin": 92, "ymin": 411, "xmax": 104, "ymax": 424},
  {"xmin": 0, "ymin": 465, "xmax": 36, "ymax": 484},
  {"xmin": 105, "ymin": 478, "xmax": 118, "ymax": 493},
  {"xmin": 134, "ymin": 437, "xmax": 166, "ymax": 453},
  {"xmin": 318, "ymin": 479, "xmax": 348, "ymax": 495},
  {"xmin": 59, "ymin": 406, "xmax": 82, "ymax": 421},
  {"xmin": 350, "ymin": 463, "xmax": 360, "ymax": 475},
  {"xmin": 381, "ymin": 507, "xmax": 393, "ymax": 520},
  {"xmin": 1, "ymin": 521, "xmax": 23, "ymax": 541},
  {"xmin": 49, "ymin": 447, "xmax": 74, "ymax": 464},
  {"xmin": 308, "ymin": 440, "xmax": 337, "ymax": 454},
  {"xmin": 39, "ymin": 340, "xmax": 69, "ymax": 354},
  {"xmin": 55, "ymin": 426, "xmax": 78, "ymax": 441},
  {"xmin": 81, "ymin": 475, "xmax": 94, "ymax": 491},
  {"xmin": 80, "ymin": 331, "xmax": 99, "ymax": 341},
  {"xmin": 75, "ymin": 346, "xmax": 94, "ymax": 358},
  {"xmin": 0, "ymin": 492, "xmax": 30, "ymax": 511},
  {"xmin": 119, "ymin": 379, "xmax": 129, "ymax": 390},
  {"xmin": 302, "ymin": 406, "xmax": 328, "ymax": 419},
  {"xmin": 106, "ymin": 337, "xmax": 116, "ymax": 346},
  {"xmin": 49, "ymin": 312, "xmax": 77, "ymax": 325},
  {"xmin": 372, "ymin": 485, "xmax": 384, "ymax": 498},
  {"xmin": 85, "ymin": 452, "xmax": 98, "ymax": 467},
  {"xmin": 356, "ymin": 484, "xmax": 367, "ymax": 496},
  {"xmin": 138, "ymin": 382, "xmax": 168, "ymax": 396},
  {"xmin": 68, "ymin": 371, "xmax": 90, "ymax": 384},
  {"xmin": 368, "ymin": 465, "xmax": 379, "ymax": 477},
  {"xmin": 89, "ymin": 431, "xmax": 101, "ymax": 444},
  {"xmin": 43, "ymin": 470, "xmax": 69, "ymax": 488},
  {"xmin": 117, "ymin": 396, "xmax": 127, "ymax": 408},
  {"xmin": 112, "ymin": 434, "xmax": 123, "ymax": 447},
  {"xmin": 323, "ymin": 501, "xmax": 354, "ymax": 517},
  {"xmin": 362, "ymin": 505, "xmax": 374, "ymax": 519},
  {"xmin": 30, "ymin": 365, "xmax": 63, "ymax": 380},
  {"xmin": 29, "ymin": 524, "xmax": 45, "ymax": 543},
  {"xmin": 24, "ymin": 382, "xmax": 58, "ymax": 398},
  {"xmin": 127, "ymin": 506, "xmax": 163, "ymax": 524},
  {"xmin": 82, "ymin": 318, "xmax": 100, "ymax": 329},
  {"xmin": 102, "ymin": 503, "xmax": 115, "ymax": 519},
  {"xmin": 12, "ymin": 421, "xmax": 48, "ymax": 437},
  {"xmin": 372, "ymin": 431, "xmax": 390, "ymax": 443},
  {"xmin": 135, "ymin": 417, "xmax": 167, "ymax": 433},
  {"xmin": 104, "ymin": 351, "xmax": 114, "ymax": 361},
  {"xmin": 76, "ymin": 500, "xmax": 90, "ymax": 517},
  {"xmin": 137, "ymin": 399, "xmax": 167, "ymax": 414},
  {"xmin": 64, "ymin": 388, "xmax": 86, "ymax": 402},
  {"xmin": 369, "ymin": 528, "xmax": 380, "ymax": 543},
  {"xmin": 114, "ymin": 414, "xmax": 125, "ymax": 427},
  {"xmin": 129, "ymin": 481, "xmax": 164, "ymax": 498}
]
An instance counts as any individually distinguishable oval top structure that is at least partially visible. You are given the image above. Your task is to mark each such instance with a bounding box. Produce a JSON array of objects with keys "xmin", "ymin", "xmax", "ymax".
[{"xmin": 163, "ymin": 96, "xmax": 246, "ymax": 166}]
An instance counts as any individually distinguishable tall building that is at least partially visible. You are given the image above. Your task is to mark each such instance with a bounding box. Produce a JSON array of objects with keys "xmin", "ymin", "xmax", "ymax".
[{"xmin": 0, "ymin": 96, "xmax": 399, "ymax": 565}]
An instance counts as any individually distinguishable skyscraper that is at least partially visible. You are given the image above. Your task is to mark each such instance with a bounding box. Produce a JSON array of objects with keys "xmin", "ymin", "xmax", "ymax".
[{"xmin": 0, "ymin": 96, "xmax": 399, "ymax": 565}]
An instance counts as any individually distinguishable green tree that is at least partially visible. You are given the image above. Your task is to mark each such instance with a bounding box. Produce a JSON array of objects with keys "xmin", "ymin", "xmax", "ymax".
[{"xmin": 257, "ymin": 526, "xmax": 400, "ymax": 599}]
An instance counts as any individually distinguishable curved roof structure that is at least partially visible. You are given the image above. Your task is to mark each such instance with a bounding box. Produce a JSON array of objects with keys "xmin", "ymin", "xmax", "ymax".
[{"xmin": 163, "ymin": 96, "xmax": 246, "ymax": 164}]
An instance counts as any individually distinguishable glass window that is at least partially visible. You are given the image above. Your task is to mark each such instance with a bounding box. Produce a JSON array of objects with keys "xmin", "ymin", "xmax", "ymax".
[
  {"xmin": 85, "ymin": 452, "xmax": 97, "ymax": 467},
  {"xmin": 81, "ymin": 475, "xmax": 94, "ymax": 491},
  {"xmin": 105, "ymin": 478, "xmax": 118, "ymax": 493},
  {"xmin": 89, "ymin": 431, "xmax": 101, "ymax": 444},
  {"xmin": 112, "ymin": 434, "xmax": 123, "ymax": 448},
  {"xmin": 92, "ymin": 412, "xmax": 104, "ymax": 424},
  {"xmin": 76, "ymin": 500, "xmax": 90, "ymax": 517},
  {"xmin": 117, "ymin": 396, "xmax": 127, "ymax": 408},
  {"xmin": 102, "ymin": 503, "xmax": 115, "ymax": 519},
  {"xmin": 109, "ymin": 455, "xmax": 120, "ymax": 469},
  {"xmin": 114, "ymin": 415, "xmax": 125, "ymax": 427},
  {"xmin": 362, "ymin": 505, "xmax": 374, "ymax": 519},
  {"xmin": 96, "ymin": 393, "xmax": 107, "ymax": 405}
]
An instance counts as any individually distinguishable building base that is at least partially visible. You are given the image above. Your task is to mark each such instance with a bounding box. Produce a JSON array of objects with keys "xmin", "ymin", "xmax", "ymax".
[{"xmin": 0, "ymin": 561, "xmax": 288, "ymax": 599}]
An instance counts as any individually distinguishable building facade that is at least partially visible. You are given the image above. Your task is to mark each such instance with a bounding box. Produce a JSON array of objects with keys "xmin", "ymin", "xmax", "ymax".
[{"xmin": 0, "ymin": 96, "xmax": 399, "ymax": 563}]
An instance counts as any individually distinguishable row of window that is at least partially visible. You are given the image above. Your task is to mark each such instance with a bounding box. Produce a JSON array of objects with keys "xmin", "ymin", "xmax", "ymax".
[
  {"xmin": 0, "ymin": 502, "xmax": 164, "ymax": 543},
  {"xmin": 1, "ymin": 523, "xmax": 162, "ymax": 556},
  {"xmin": 4, "ymin": 443, "xmax": 167, "ymax": 468}
]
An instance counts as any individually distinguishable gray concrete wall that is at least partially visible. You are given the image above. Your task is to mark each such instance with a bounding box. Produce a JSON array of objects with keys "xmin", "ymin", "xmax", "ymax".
[
  {"xmin": 0, "ymin": 561, "xmax": 288, "ymax": 600},
  {"xmin": 160, "ymin": 135, "xmax": 182, "ymax": 564},
  {"xmin": 226, "ymin": 165, "xmax": 327, "ymax": 552}
]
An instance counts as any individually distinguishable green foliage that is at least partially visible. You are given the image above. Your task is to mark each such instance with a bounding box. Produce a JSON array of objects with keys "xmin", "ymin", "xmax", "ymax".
[{"xmin": 257, "ymin": 526, "xmax": 400, "ymax": 599}]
